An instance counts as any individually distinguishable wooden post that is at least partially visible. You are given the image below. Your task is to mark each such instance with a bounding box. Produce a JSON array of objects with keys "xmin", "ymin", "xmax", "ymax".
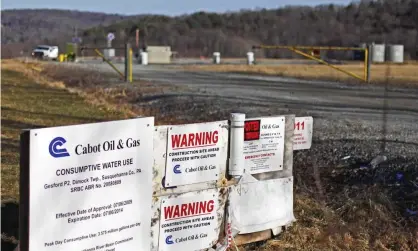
[
  {"xmin": 366, "ymin": 44, "xmax": 372, "ymax": 83},
  {"xmin": 125, "ymin": 43, "xmax": 131, "ymax": 83}
]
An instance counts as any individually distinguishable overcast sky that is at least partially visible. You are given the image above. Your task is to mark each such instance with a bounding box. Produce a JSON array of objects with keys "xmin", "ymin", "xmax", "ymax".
[{"xmin": 2, "ymin": 0, "xmax": 354, "ymax": 15}]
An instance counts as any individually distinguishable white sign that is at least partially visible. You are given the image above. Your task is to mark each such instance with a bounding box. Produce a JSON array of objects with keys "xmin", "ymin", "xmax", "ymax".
[
  {"xmin": 158, "ymin": 190, "xmax": 218, "ymax": 251},
  {"xmin": 27, "ymin": 117, "xmax": 154, "ymax": 251},
  {"xmin": 165, "ymin": 121, "xmax": 227, "ymax": 187},
  {"xmin": 243, "ymin": 116, "xmax": 285, "ymax": 174},
  {"xmin": 107, "ymin": 32, "xmax": 115, "ymax": 41},
  {"xmin": 293, "ymin": 116, "xmax": 313, "ymax": 150},
  {"xmin": 229, "ymin": 176, "xmax": 295, "ymax": 234}
]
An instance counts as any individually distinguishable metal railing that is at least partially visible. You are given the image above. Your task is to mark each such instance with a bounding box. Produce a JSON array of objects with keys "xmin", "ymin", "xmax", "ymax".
[{"xmin": 252, "ymin": 45, "xmax": 371, "ymax": 83}]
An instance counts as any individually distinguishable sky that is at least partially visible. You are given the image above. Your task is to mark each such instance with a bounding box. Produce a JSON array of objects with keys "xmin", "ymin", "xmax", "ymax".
[{"xmin": 1, "ymin": 0, "xmax": 354, "ymax": 16}]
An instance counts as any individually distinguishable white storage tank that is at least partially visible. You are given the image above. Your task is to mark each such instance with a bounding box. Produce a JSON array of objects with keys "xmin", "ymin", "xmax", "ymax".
[
  {"xmin": 247, "ymin": 52, "xmax": 254, "ymax": 65},
  {"xmin": 386, "ymin": 44, "xmax": 404, "ymax": 63},
  {"xmin": 213, "ymin": 52, "xmax": 221, "ymax": 64},
  {"xmin": 140, "ymin": 51, "xmax": 148, "ymax": 65},
  {"xmin": 103, "ymin": 48, "xmax": 115, "ymax": 59},
  {"xmin": 371, "ymin": 44, "xmax": 385, "ymax": 63},
  {"xmin": 144, "ymin": 46, "xmax": 172, "ymax": 64}
]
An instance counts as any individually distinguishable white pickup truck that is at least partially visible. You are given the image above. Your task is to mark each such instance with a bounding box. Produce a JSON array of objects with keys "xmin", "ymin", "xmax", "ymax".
[{"xmin": 31, "ymin": 45, "xmax": 59, "ymax": 60}]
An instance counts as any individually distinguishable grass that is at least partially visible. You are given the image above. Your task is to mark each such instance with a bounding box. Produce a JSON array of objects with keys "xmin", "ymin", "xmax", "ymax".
[
  {"xmin": 181, "ymin": 62, "xmax": 418, "ymax": 86},
  {"xmin": 1, "ymin": 60, "xmax": 137, "ymax": 250},
  {"xmin": 1, "ymin": 60, "xmax": 417, "ymax": 251},
  {"xmin": 1, "ymin": 62, "xmax": 132, "ymax": 202}
]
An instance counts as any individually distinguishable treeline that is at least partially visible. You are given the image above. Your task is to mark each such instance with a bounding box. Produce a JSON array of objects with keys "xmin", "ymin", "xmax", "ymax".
[
  {"xmin": 1, "ymin": 9, "xmax": 138, "ymax": 58},
  {"xmin": 2, "ymin": 0, "xmax": 418, "ymax": 59}
]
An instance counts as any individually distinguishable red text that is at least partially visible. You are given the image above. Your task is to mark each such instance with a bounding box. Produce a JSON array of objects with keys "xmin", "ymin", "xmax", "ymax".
[
  {"xmin": 294, "ymin": 121, "xmax": 305, "ymax": 131},
  {"xmin": 164, "ymin": 200, "xmax": 215, "ymax": 220},
  {"xmin": 171, "ymin": 131, "xmax": 219, "ymax": 149}
]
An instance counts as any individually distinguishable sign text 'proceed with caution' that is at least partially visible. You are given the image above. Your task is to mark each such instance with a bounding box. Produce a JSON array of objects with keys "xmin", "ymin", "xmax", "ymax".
[
  {"xmin": 158, "ymin": 190, "xmax": 219, "ymax": 251},
  {"xmin": 243, "ymin": 116, "xmax": 285, "ymax": 174},
  {"xmin": 165, "ymin": 121, "xmax": 227, "ymax": 187},
  {"xmin": 24, "ymin": 117, "xmax": 154, "ymax": 251}
]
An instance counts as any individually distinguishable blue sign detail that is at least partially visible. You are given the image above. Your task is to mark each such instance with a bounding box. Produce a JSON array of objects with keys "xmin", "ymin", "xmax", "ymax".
[
  {"xmin": 72, "ymin": 37, "xmax": 82, "ymax": 43},
  {"xmin": 165, "ymin": 235, "xmax": 174, "ymax": 244},
  {"xmin": 107, "ymin": 33, "xmax": 115, "ymax": 41},
  {"xmin": 49, "ymin": 137, "xmax": 70, "ymax": 158},
  {"xmin": 173, "ymin": 164, "xmax": 181, "ymax": 174}
]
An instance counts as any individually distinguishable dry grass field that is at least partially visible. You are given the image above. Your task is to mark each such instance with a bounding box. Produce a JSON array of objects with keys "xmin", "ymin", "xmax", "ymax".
[
  {"xmin": 1, "ymin": 60, "xmax": 133, "ymax": 251},
  {"xmin": 182, "ymin": 62, "xmax": 418, "ymax": 86},
  {"xmin": 1, "ymin": 60, "xmax": 132, "ymax": 201}
]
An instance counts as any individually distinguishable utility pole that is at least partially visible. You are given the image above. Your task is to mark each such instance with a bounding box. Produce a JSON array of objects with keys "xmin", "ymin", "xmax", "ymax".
[{"xmin": 136, "ymin": 29, "xmax": 139, "ymax": 49}]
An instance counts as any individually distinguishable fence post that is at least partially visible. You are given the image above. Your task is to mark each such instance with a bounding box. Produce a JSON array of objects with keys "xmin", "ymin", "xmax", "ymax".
[
  {"xmin": 366, "ymin": 44, "xmax": 371, "ymax": 83},
  {"xmin": 129, "ymin": 48, "xmax": 133, "ymax": 83},
  {"xmin": 125, "ymin": 43, "xmax": 132, "ymax": 83},
  {"xmin": 228, "ymin": 113, "xmax": 246, "ymax": 178}
]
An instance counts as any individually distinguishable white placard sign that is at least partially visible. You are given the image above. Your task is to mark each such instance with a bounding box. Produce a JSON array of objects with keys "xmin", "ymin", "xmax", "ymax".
[
  {"xmin": 165, "ymin": 121, "xmax": 227, "ymax": 187},
  {"xmin": 229, "ymin": 177, "xmax": 295, "ymax": 234},
  {"xmin": 293, "ymin": 116, "xmax": 313, "ymax": 150},
  {"xmin": 158, "ymin": 190, "xmax": 218, "ymax": 251},
  {"xmin": 27, "ymin": 117, "xmax": 154, "ymax": 251},
  {"xmin": 243, "ymin": 116, "xmax": 285, "ymax": 174}
]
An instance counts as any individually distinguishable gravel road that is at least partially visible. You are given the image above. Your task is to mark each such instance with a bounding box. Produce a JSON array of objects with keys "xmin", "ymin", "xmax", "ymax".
[{"xmin": 66, "ymin": 61, "xmax": 418, "ymax": 169}]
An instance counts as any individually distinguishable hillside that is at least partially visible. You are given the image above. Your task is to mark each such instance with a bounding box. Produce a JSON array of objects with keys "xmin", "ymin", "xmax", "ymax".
[
  {"xmin": 1, "ymin": 9, "xmax": 136, "ymax": 58},
  {"xmin": 2, "ymin": 0, "xmax": 418, "ymax": 59},
  {"xmin": 83, "ymin": 0, "xmax": 417, "ymax": 59}
]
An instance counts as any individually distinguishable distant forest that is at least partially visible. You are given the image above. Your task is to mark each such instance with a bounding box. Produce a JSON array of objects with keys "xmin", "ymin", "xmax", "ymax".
[{"xmin": 2, "ymin": 0, "xmax": 418, "ymax": 59}]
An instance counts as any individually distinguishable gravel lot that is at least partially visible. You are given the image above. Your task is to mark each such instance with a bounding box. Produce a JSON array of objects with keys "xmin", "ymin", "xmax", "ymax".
[
  {"xmin": 58, "ymin": 61, "xmax": 418, "ymax": 216},
  {"xmin": 69, "ymin": 61, "xmax": 418, "ymax": 143},
  {"xmin": 71, "ymin": 62, "xmax": 418, "ymax": 133}
]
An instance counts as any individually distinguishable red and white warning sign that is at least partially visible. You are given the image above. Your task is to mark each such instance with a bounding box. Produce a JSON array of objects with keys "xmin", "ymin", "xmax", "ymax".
[
  {"xmin": 158, "ymin": 190, "xmax": 218, "ymax": 251},
  {"xmin": 165, "ymin": 121, "xmax": 228, "ymax": 187},
  {"xmin": 243, "ymin": 116, "xmax": 285, "ymax": 174},
  {"xmin": 293, "ymin": 116, "xmax": 313, "ymax": 150}
]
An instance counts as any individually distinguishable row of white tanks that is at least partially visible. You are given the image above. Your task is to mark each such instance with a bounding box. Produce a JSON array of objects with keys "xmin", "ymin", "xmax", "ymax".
[{"xmin": 360, "ymin": 43, "xmax": 404, "ymax": 63}]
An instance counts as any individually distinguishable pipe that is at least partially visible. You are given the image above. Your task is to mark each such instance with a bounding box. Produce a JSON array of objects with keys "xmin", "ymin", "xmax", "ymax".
[
  {"xmin": 228, "ymin": 113, "xmax": 246, "ymax": 177},
  {"xmin": 136, "ymin": 29, "xmax": 139, "ymax": 48}
]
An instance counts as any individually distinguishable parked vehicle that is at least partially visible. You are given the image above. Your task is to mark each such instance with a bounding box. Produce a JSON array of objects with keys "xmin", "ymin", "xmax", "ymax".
[{"xmin": 31, "ymin": 45, "xmax": 59, "ymax": 60}]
